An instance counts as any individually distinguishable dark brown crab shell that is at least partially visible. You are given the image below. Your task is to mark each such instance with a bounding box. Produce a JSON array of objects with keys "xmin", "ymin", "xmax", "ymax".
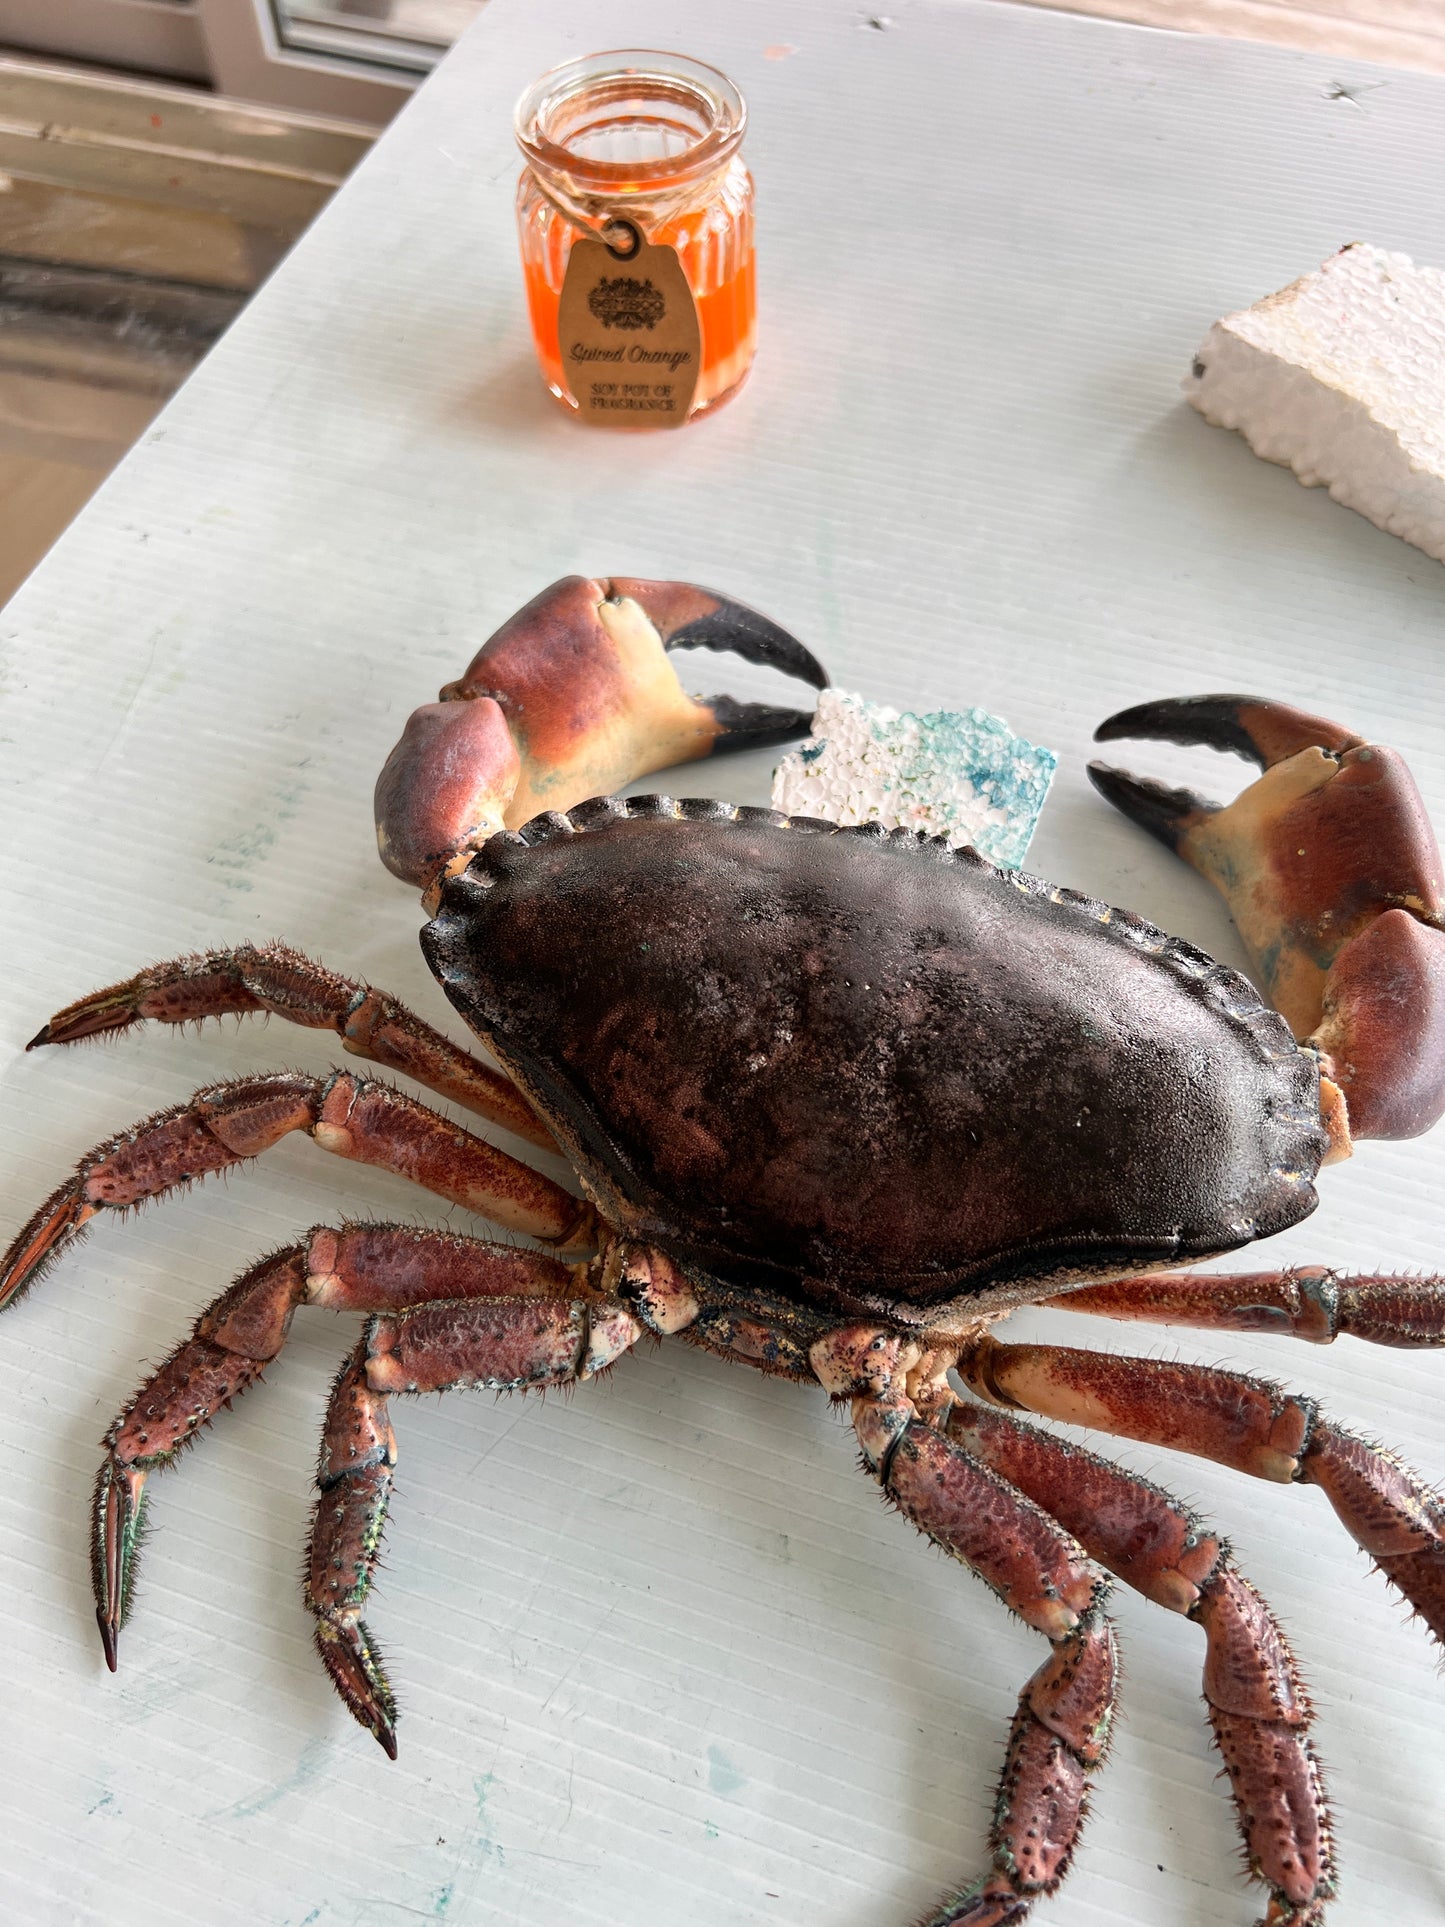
[{"xmin": 423, "ymin": 799, "xmax": 1327, "ymax": 1327}]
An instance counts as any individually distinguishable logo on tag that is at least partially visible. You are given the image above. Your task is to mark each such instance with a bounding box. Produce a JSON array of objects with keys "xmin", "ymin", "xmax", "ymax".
[{"xmin": 589, "ymin": 278, "xmax": 666, "ymax": 331}]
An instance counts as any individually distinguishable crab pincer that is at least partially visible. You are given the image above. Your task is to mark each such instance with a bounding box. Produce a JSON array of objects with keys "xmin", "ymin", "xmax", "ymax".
[
  {"xmin": 374, "ymin": 575, "xmax": 827, "ymax": 893},
  {"xmin": 1090, "ymin": 695, "xmax": 1445, "ymax": 1141}
]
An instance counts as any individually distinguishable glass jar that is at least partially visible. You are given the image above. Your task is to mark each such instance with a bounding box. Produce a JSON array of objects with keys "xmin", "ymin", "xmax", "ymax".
[{"xmin": 514, "ymin": 50, "xmax": 756, "ymax": 426}]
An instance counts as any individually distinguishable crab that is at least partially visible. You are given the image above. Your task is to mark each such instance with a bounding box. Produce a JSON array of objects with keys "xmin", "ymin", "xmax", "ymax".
[{"xmin": 4, "ymin": 574, "xmax": 1445, "ymax": 1927}]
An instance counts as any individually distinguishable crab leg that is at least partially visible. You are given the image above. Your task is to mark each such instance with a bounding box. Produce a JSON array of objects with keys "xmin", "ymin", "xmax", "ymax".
[
  {"xmin": 28, "ymin": 942, "xmax": 553, "ymax": 1148},
  {"xmin": 0, "ymin": 1069, "xmax": 594, "ymax": 1308},
  {"xmin": 946, "ymin": 1396, "xmax": 1333, "ymax": 1927},
  {"xmin": 1048, "ymin": 1268, "xmax": 1445, "ymax": 1347},
  {"xmin": 308, "ymin": 1289, "xmax": 644, "ymax": 1756},
  {"xmin": 960, "ymin": 1339, "xmax": 1445, "ymax": 1647},
  {"xmin": 375, "ymin": 575, "xmax": 827, "ymax": 891},
  {"xmin": 91, "ymin": 1225, "xmax": 582, "ymax": 1670},
  {"xmin": 811, "ymin": 1329, "xmax": 1117, "ymax": 1927},
  {"xmin": 1090, "ymin": 695, "xmax": 1445, "ymax": 1139}
]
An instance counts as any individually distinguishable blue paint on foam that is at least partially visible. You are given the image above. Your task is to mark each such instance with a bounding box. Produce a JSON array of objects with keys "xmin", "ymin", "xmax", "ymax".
[{"xmin": 773, "ymin": 688, "xmax": 1058, "ymax": 871}]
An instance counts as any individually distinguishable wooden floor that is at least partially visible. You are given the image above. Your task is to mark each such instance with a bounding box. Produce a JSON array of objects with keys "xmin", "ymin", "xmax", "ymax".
[
  {"xmin": 0, "ymin": 350, "xmax": 172, "ymax": 605},
  {"xmin": 2, "ymin": 447, "xmax": 147, "ymax": 607},
  {"xmin": 0, "ymin": 56, "xmax": 368, "ymax": 607},
  {"xmin": 1008, "ymin": 0, "xmax": 1445, "ymax": 74}
]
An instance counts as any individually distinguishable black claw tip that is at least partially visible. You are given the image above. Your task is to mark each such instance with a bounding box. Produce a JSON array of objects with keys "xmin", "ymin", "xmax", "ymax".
[
  {"xmin": 701, "ymin": 696, "xmax": 817, "ymax": 754},
  {"xmin": 667, "ymin": 594, "xmax": 829, "ymax": 691},
  {"xmin": 1097, "ymin": 692, "xmax": 1362, "ymax": 777},
  {"xmin": 1088, "ymin": 760, "xmax": 1220, "ymax": 853},
  {"xmin": 96, "ymin": 1608, "xmax": 118, "ymax": 1673},
  {"xmin": 375, "ymin": 1724, "xmax": 398, "ymax": 1761},
  {"xmin": 25, "ymin": 1025, "xmax": 52, "ymax": 1051},
  {"xmin": 1094, "ymin": 694, "xmax": 1267, "ymax": 763}
]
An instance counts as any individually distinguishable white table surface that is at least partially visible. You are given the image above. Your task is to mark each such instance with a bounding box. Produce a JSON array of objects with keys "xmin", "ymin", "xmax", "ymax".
[{"xmin": 3, "ymin": 3, "xmax": 1445, "ymax": 1923}]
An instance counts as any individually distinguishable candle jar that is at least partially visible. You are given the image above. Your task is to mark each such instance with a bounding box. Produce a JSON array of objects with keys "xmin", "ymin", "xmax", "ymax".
[{"xmin": 514, "ymin": 50, "xmax": 756, "ymax": 428}]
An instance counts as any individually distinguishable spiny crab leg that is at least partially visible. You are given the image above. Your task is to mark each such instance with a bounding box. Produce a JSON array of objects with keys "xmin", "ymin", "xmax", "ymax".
[
  {"xmin": 961, "ymin": 1337, "xmax": 1445, "ymax": 1648},
  {"xmin": 26, "ymin": 942, "xmax": 554, "ymax": 1150},
  {"xmin": 811, "ymin": 1329, "xmax": 1118, "ymax": 1927},
  {"xmin": 1049, "ymin": 1266, "xmax": 1445, "ymax": 1347},
  {"xmin": 308, "ymin": 1289, "xmax": 643, "ymax": 1757},
  {"xmin": 374, "ymin": 575, "xmax": 827, "ymax": 894},
  {"xmin": 946, "ymin": 1397, "xmax": 1333, "ymax": 1927},
  {"xmin": 92, "ymin": 1224, "xmax": 585, "ymax": 1682},
  {"xmin": 1090, "ymin": 695, "xmax": 1445, "ymax": 1140},
  {"xmin": 0, "ymin": 1069, "xmax": 594, "ymax": 1310}
]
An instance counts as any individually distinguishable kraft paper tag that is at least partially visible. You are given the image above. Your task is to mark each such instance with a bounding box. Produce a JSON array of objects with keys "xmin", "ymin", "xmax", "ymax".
[{"xmin": 557, "ymin": 230, "xmax": 701, "ymax": 428}]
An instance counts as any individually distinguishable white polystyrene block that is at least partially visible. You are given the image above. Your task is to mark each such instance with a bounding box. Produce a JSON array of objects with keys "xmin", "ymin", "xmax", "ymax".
[
  {"xmin": 770, "ymin": 687, "xmax": 1056, "ymax": 869},
  {"xmin": 1185, "ymin": 244, "xmax": 1445, "ymax": 563}
]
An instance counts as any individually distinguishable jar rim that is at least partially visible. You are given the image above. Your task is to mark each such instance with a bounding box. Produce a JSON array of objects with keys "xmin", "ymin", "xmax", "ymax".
[{"xmin": 514, "ymin": 49, "xmax": 746, "ymax": 190}]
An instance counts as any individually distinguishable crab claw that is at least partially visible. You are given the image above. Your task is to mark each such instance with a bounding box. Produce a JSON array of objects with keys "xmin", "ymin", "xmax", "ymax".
[
  {"xmin": 440, "ymin": 574, "xmax": 827, "ymax": 808},
  {"xmin": 1091, "ymin": 696, "xmax": 1445, "ymax": 1142},
  {"xmin": 375, "ymin": 696, "xmax": 522, "ymax": 891},
  {"xmin": 375, "ymin": 576, "xmax": 826, "ymax": 893}
]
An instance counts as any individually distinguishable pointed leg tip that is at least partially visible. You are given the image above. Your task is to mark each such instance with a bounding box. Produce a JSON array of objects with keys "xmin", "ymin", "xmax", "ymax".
[
  {"xmin": 96, "ymin": 1609, "xmax": 119, "ymax": 1673},
  {"xmin": 0, "ymin": 1252, "xmax": 40, "ymax": 1315},
  {"xmin": 315, "ymin": 1619, "xmax": 399, "ymax": 1759},
  {"xmin": 93, "ymin": 1460, "xmax": 145, "ymax": 1667},
  {"xmin": 1, "ymin": 1185, "xmax": 94, "ymax": 1311},
  {"xmin": 24, "ymin": 1025, "xmax": 52, "ymax": 1051}
]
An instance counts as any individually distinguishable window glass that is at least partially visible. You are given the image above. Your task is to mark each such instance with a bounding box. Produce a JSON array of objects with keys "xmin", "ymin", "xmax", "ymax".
[{"xmin": 271, "ymin": 0, "xmax": 484, "ymax": 74}]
